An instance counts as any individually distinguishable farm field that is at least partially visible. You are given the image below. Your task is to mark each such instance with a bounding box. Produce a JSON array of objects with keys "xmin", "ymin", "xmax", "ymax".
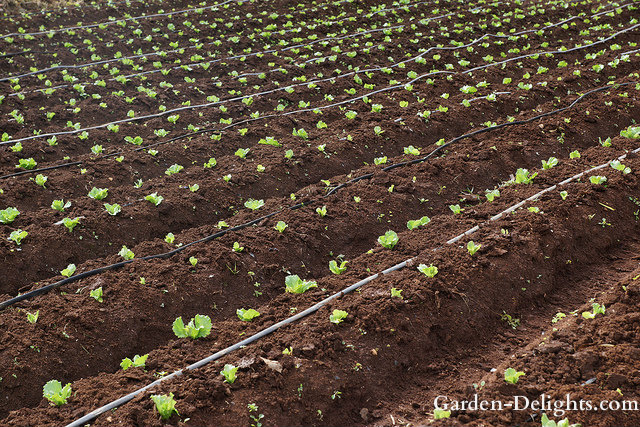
[{"xmin": 1, "ymin": 0, "xmax": 640, "ymax": 425}]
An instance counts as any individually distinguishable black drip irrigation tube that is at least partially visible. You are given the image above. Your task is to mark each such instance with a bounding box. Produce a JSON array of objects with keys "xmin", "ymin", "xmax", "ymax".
[{"xmin": 0, "ymin": 80, "xmax": 635, "ymax": 311}]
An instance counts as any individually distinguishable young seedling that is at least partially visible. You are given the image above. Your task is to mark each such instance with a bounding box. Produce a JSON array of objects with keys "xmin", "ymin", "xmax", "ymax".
[
  {"xmin": 235, "ymin": 148, "xmax": 250, "ymax": 159},
  {"xmin": 258, "ymin": 136, "xmax": 280, "ymax": 147},
  {"xmin": 90, "ymin": 287, "xmax": 103, "ymax": 302},
  {"xmin": 274, "ymin": 221, "xmax": 288, "ymax": 232},
  {"xmin": 504, "ymin": 368, "xmax": 525, "ymax": 384},
  {"xmin": 16, "ymin": 158, "xmax": 37, "ymax": 170},
  {"xmin": 62, "ymin": 217, "xmax": 80, "ymax": 232},
  {"xmin": 104, "ymin": 203, "xmax": 121, "ymax": 216},
  {"xmin": 417, "ymin": 264, "xmax": 438, "ymax": 277},
  {"xmin": 329, "ymin": 260, "xmax": 348, "ymax": 275},
  {"xmin": 330, "ymin": 309, "xmax": 348, "ymax": 324},
  {"xmin": 486, "ymin": 189, "xmax": 500, "ymax": 202},
  {"xmin": 221, "ymin": 364, "xmax": 238, "ymax": 384},
  {"xmin": 120, "ymin": 354, "xmax": 148, "ymax": 370},
  {"xmin": 35, "ymin": 174, "xmax": 48, "ymax": 188},
  {"xmin": 27, "ymin": 310, "xmax": 39, "ymax": 324},
  {"xmin": 316, "ymin": 206, "xmax": 327, "ymax": 217},
  {"xmin": 540, "ymin": 413, "xmax": 581, "ymax": 427},
  {"xmin": 145, "ymin": 192, "xmax": 164, "ymax": 206},
  {"xmin": 406, "ymin": 216, "xmax": 430, "ymax": 230},
  {"xmin": 467, "ymin": 241, "xmax": 481, "ymax": 256},
  {"xmin": 514, "ymin": 168, "xmax": 537, "ymax": 184},
  {"xmin": 189, "ymin": 256, "xmax": 198, "ymax": 267},
  {"xmin": 569, "ymin": 150, "xmax": 581, "ymax": 159},
  {"xmin": 378, "ymin": 230, "xmax": 399, "ymax": 249},
  {"xmin": 233, "ymin": 242, "xmax": 244, "ymax": 252},
  {"xmin": 610, "ymin": 160, "xmax": 631, "ymax": 174},
  {"xmin": 285, "ymin": 275, "xmax": 318, "ymax": 294},
  {"xmin": 165, "ymin": 164, "xmax": 184, "ymax": 176},
  {"xmin": 165, "ymin": 233, "xmax": 175, "ymax": 244},
  {"xmin": 0, "ymin": 207, "xmax": 20, "ymax": 224},
  {"xmin": 404, "ymin": 145, "xmax": 420, "ymax": 156},
  {"xmin": 51, "ymin": 200, "xmax": 71, "ymax": 212},
  {"xmin": 87, "ymin": 187, "xmax": 108, "ymax": 200},
  {"xmin": 151, "ymin": 393, "xmax": 179, "ymax": 420},
  {"xmin": 8, "ymin": 229, "xmax": 27, "ymax": 245},
  {"xmin": 433, "ymin": 408, "xmax": 451, "ymax": 420},
  {"xmin": 237, "ymin": 308, "xmax": 260, "ymax": 321},
  {"xmin": 43, "ymin": 380, "xmax": 72, "ymax": 406},
  {"xmin": 560, "ymin": 191, "xmax": 568, "ymax": 200},
  {"xmin": 244, "ymin": 199, "xmax": 264, "ymax": 210},
  {"xmin": 172, "ymin": 315, "xmax": 212, "ymax": 339},
  {"xmin": 61, "ymin": 264, "xmax": 76, "ymax": 277},
  {"xmin": 589, "ymin": 176, "xmax": 607, "ymax": 185},
  {"xmin": 542, "ymin": 157, "xmax": 559, "ymax": 169},
  {"xmin": 620, "ymin": 126, "xmax": 640, "ymax": 139},
  {"xmin": 449, "ymin": 204, "xmax": 463, "ymax": 214},
  {"xmin": 118, "ymin": 246, "xmax": 135, "ymax": 260},
  {"xmin": 390, "ymin": 288, "xmax": 403, "ymax": 299},
  {"xmin": 582, "ymin": 303, "xmax": 605, "ymax": 319}
]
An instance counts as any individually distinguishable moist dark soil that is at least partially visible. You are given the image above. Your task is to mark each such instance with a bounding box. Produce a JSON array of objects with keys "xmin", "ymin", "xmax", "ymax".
[{"xmin": 1, "ymin": 0, "xmax": 640, "ymax": 426}]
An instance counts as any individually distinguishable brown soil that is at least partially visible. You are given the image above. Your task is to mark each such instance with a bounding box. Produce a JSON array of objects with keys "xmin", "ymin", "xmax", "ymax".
[{"xmin": 1, "ymin": 0, "xmax": 640, "ymax": 426}]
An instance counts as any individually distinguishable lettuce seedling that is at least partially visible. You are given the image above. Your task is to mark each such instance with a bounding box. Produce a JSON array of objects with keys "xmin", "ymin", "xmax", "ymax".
[
  {"xmin": 233, "ymin": 242, "xmax": 243, "ymax": 252},
  {"xmin": 390, "ymin": 288, "xmax": 403, "ymax": 299},
  {"xmin": 151, "ymin": 393, "xmax": 178, "ymax": 420},
  {"xmin": 449, "ymin": 204, "xmax": 463, "ymax": 214},
  {"xmin": 417, "ymin": 264, "xmax": 438, "ymax": 277},
  {"xmin": 62, "ymin": 217, "xmax": 80, "ymax": 232},
  {"xmin": 204, "ymin": 158, "xmax": 217, "ymax": 168},
  {"xmin": 51, "ymin": 200, "xmax": 71, "ymax": 212},
  {"xmin": 221, "ymin": 364, "xmax": 238, "ymax": 384},
  {"xmin": 560, "ymin": 191, "xmax": 568, "ymax": 200},
  {"xmin": 124, "ymin": 135, "xmax": 143, "ymax": 145},
  {"xmin": 165, "ymin": 233, "xmax": 175, "ymax": 244},
  {"xmin": 285, "ymin": 275, "xmax": 317, "ymax": 294},
  {"xmin": 118, "ymin": 245, "xmax": 135, "ymax": 260},
  {"xmin": 235, "ymin": 148, "xmax": 250, "ymax": 158},
  {"xmin": 145, "ymin": 192, "xmax": 163, "ymax": 206},
  {"xmin": 540, "ymin": 413, "xmax": 580, "ymax": 427},
  {"xmin": 589, "ymin": 176, "xmax": 607, "ymax": 185},
  {"xmin": 173, "ymin": 315, "xmax": 212, "ymax": 339},
  {"xmin": 542, "ymin": 157, "xmax": 558, "ymax": 169},
  {"xmin": 35, "ymin": 174, "xmax": 48, "ymax": 188},
  {"xmin": 244, "ymin": 199, "xmax": 264, "ymax": 210},
  {"xmin": 329, "ymin": 260, "xmax": 348, "ymax": 275},
  {"xmin": 292, "ymin": 128, "xmax": 308, "ymax": 139},
  {"xmin": 374, "ymin": 156, "xmax": 388, "ymax": 165},
  {"xmin": 8, "ymin": 229, "xmax": 27, "ymax": 245},
  {"xmin": 189, "ymin": 184, "xmax": 199, "ymax": 192},
  {"xmin": 404, "ymin": 145, "xmax": 420, "ymax": 156},
  {"xmin": 165, "ymin": 164, "xmax": 183, "ymax": 176},
  {"xmin": 467, "ymin": 241, "xmax": 481, "ymax": 256},
  {"xmin": 88, "ymin": 187, "xmax": 108, "ymax": 200},
  {"xmin": 504, "ymin": 368, "xmax": 525, "ymax": 384},
  {"xmin": 620, "ymin": 126, "xmax": 640, "ymax": 139},
  {"xmin": 569, "ymin": 150, "xmax": 581, "ymax": 159},
  {"xmin": 237, "ymin": 308, "xmax": 260, "ymax": 321},
  {"xmin": 433, "ymin": 408, "xmax": 451, "ymax": 419},
  {"xmin": 43, "ymin": 380, "xmax": 72, "ymax": 406},
  {"xmin": 486, "ymin": 189, "xmax": 500, "ymax": 202},
  {"xmin": 61, "ymin": 264, "xmax": 76, "ymax": 277},
  {"xmin": 407, "ymin": 216, "xmax": 430, "ymax": 230},
  {"xmin": 27, "ymin": 310, "xmax": 39, "ymax": 324},
  {"xmin": 90, "ymin": 287, "xmax": 103, "ymax": 302},
  {"xmin": 514, "ymin": 168, "xmax": 537, "ymax": 184},
  {"xmin": 378, "ymin": 230, "xmax": 398, "ymax": 249},
  {"xmin": 16, "ymin": 158, "xmax": 37, "ymax": 170},
  {"xmin": 258, "ymin": 136, "xmax": 280, "ymax": 147},
  {"xmin": 120, "ymin": 354, "xmax": 148, "ymax": 370},
  {"xmin": 0, "ymin": 207, "xmax": 20, "ymax": 224},
  {"xmin": 316, "ymin": 206, "xmax": 327, "ymax": 217},
  {"xmin": 582, "ymin": 302, "xmax": 605, "ymax": 319},
  {"xmin": 330, "ymin": 309, "xmax": 348, "ymax": 324},
  {"xmin": 104, "ymin": 203, "xmax": 121, "ymax": 216},
  {"xmin": 610, "ymin": 160, "xmax": 631, "ymax": 174},
  {"xmin": 274, "ymin": 221, "xmax": 288, "ymax": 232}
]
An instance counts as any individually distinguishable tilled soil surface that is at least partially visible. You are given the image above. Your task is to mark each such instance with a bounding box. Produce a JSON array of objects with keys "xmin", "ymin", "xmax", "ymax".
[{"xmin": 1, "ymin": 0, "xmax": 640, "ymax": 425}]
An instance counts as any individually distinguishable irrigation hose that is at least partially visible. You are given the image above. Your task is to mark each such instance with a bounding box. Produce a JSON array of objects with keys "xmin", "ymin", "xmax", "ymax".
[
  {"xmin": 1, "ymin": 80, "xmax": 635, "ymax": 311},
  {"xmin": 63, "ymin": 138, "xmax": 640, "ymax": 427}
]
